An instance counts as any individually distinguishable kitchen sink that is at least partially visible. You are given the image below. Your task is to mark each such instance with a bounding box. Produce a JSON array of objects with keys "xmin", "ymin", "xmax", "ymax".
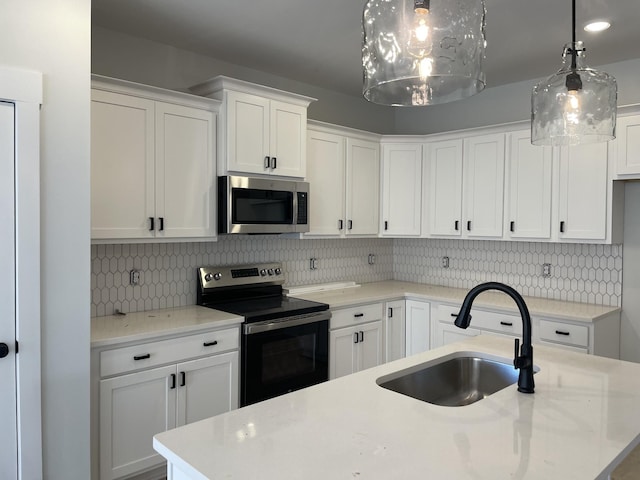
[{"xmin": 377, "ymin": 351, "xmax": 536, "ymax": 407}]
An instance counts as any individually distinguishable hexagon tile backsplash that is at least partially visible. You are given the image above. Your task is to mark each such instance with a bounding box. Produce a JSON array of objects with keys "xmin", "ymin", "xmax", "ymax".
[{"xmin": 91, "ymin": 237, "xmax": 622, "ymax": 317}]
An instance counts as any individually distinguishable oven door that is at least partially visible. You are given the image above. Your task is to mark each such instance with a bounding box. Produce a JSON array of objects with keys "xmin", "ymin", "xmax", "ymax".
[{"xmin": 242, "ymin": 311, "xmax": 330, "ymax": 406}]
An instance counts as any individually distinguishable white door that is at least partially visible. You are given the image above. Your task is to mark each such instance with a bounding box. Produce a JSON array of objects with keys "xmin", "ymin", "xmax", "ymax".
[
  {"xmin": 270, "ymin": 100, "xmax": 307, "ymax": 177},
  {"xmin": 405, "ymin": 300, "xmax": 431, "ymax": 356},
  {"xmin": 0, "ymin": 101, "xmax": 17, "ymax": 480},
  {"xmin": 384, "ymin": 301, "xmax": 406, "ymax": 362},
  {"xmin": 381, "ymin": 143, "xmax": 422, "ymax": 236},
  {"xmin": 346, "ymin": 138, "xmax": 379, "ymax": 235},
  {"xmin": 427, "ymin": 139, "xmax": 463, "ymax": 236},
  {"xmin": 357, "ymin": 321, "xmax": 383, "ymax": 372},
  {"xmin": 226, "ymin": 90, "xmax": 270, "ymax": 175},
  {"xmin": 329, "ymin": 326, "xmax": 358, "ymax": 379}
]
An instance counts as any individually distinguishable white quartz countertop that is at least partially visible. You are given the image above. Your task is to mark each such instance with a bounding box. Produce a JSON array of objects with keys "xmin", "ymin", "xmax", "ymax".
[
  {"xmin": 292, "ymin": 280, "xmax": 620, "ymax": 323},
  {"xmin": 91, "ymin": 306, "xmax": 243, "ymax": 348},
  {"xmin": 153, "ymin": 335, "xmax": 640, "ymax": 480}
]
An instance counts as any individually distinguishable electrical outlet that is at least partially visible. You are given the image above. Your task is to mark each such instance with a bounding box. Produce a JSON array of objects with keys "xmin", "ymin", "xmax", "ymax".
[
  {"xmin": 129, "ymin": 269, "xmax": 141, "ymax": 285},
  {"xmin": 442, "ymin": 256, "xmax": 450, "ymax": 268},
  {"xmin": 309, "ymin": 258, "xmax": 318, "ymax": 271},
  {"xmin": 542, "ymin": 263, "xmax": 552, "ymax": 277},
  {"xmin": 368, "ymin": 253, "xmax": 376, "ymax": 265}
]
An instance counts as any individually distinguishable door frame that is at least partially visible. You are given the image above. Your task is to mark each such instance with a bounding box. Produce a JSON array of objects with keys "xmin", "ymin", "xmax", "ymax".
[{"xmin": 0, "ymin": 65, "xmax": 43, "ymax": 479}]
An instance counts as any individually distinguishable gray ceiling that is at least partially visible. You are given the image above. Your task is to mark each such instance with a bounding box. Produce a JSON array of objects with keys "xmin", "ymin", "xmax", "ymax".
[{"xmin": 92, "ymin": 0, "xmax": 640, "ymax": 98}]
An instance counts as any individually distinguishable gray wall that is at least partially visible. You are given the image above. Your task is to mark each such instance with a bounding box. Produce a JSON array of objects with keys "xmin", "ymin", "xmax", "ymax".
[
  {"xmin": 2, "ymin": 0, "xmax": 91, "ymax": 478},
  {"xmin": 394, "ymin": 58, "xmax": 640, "ymax": 135},
  {"xmin": 92, "ymin": 26, "xmax": 395, "ymax": 134}
]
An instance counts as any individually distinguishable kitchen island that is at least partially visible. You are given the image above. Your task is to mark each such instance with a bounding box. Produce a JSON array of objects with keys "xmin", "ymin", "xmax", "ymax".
[{"xmin": 153, "ymin": 335, "xmax": 640, "ymax": 479}]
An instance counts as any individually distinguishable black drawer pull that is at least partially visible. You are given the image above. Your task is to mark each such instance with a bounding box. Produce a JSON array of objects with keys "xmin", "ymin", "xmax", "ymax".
[
  {"xmin": 500, "ymin": 321, "xmax": 513, "ymax": 327},
  {"xmin": 560, "ymin": 221, "xmax": 565, "ymax": 233},
  {"xmin": 555, "ymin": 330, "xmax": 570, "ymax": 336},
  {"xmin": 170, "ymin": 373, "xmax": 176, "ymax": 389},
  {"xmin": 510, "ymin": 221, "xmax": 515, "ymax": 232},
  {"xmin": 467, "ymin": 220, "xmax": 471, "ymax": 231},
  {"xmin": 354, "ymin": 313, "xmax": 364, "ymax": 318},
  {"xmin": 454, "ymin": 220, "xmax": 459, "ymax": 231},
  {"xmin": 180, "ymin": 371, "xmax": 186, "ymax": 387},
  {"xmin": 133, "ymin": 354, "xmax": 150, "ymax": 361},
  {"xmin": 450, "ymin": 313, "xmax": 458, "ymax": 317},
  {"xmin": 149, "ymin": 217, "xmax": 155, "ymax": 231},
  {"xmin": 203, "ymin": 340, "xmax": 218, "ymax": 347},
  {"xmin": 354, "ymin": 332, "xmax": 359, "ymax": 344},
  {"xmin": 359, "ymin": 331, "xmax": 364, "ymax": 343}
]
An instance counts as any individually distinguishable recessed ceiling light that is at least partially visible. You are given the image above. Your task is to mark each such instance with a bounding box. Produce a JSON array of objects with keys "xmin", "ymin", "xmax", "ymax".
[{"xmin": 584, "ymin": 21, "xmax": 611, "ymax": 33}]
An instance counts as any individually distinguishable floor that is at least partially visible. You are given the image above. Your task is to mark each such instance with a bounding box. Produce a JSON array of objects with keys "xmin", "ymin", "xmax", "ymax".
[{"xmin": 611, "ymin": 442, "xmax": 640, "ymax": 479}]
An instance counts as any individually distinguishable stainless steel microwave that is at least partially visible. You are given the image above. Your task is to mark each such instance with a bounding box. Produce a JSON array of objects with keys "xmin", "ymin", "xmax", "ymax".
[{"xmin": 218, "ymin": 176, "xmax": 309, "ymax": 234}]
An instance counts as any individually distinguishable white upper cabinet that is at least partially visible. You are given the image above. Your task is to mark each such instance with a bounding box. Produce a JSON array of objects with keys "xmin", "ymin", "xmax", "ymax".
[
  {"xmin": 91, "ymin": 77, "xmax": 217, "ymax": 242},
  {"xmin": 614, "ymin": 114, "xmax": 640, "ymax": 178},
  {"xmin": 380, "ymin": 143, "xmax": 422, "ymax": 236},
  {"xmin": 306, "ymin": 129, "xmax": 346, "ymax": 235},
  {"xmin": 463, "ymin": 133, "xmax": 506, "ymax": 238},
  {"xmin": 425, "ymin": 139, "xmax": 464, "ymax": 236},
  {"xmin": 306, "ymin": 124, "xmax": 380, "ymax": 237},
  {"xmin": 505, "ymin": 130, "xmax": 553, "ymax": 240},
  {"xmin": 191, "ymin": 76, "xmax": 315, "ymax": 178},
  {"xmin": 556, "ymin": 142, "xmax": 609, "ymax": 241},
  {"xmin": 346, "ymin": 138, "xmax": 380, "ymax": 236}
]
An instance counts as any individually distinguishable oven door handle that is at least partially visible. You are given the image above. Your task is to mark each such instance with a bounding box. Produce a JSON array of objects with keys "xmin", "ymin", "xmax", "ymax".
[{"xmin": 243, "ymin": 311, "xmax": 331, "ymax": 335}]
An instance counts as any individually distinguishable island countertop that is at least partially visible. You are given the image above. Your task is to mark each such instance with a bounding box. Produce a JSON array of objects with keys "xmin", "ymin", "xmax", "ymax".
[{"xmin": 153, "ymin": 335, "xmax": 640, "ymax": 479}]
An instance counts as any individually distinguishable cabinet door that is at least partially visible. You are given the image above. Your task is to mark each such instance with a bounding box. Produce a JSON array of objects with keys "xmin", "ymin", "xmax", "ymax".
[
  {"xmin": 226, "ymin": 90, "xmax": 270, "ymax": 175},
  {"xmin": 506, "ymin": 130, "xmax": 553, "ymax": 239},
  {"xmin": 463, "ymin": 134, "xmax": 505, "ymax": 238},
  {"xmin": 357, "ymin": 321, "xmax": 384, "ymax": 372},
  {"xmin": 99, "ymin": 365, "xmax": 176, "ymax": 480},
  {"xmin": 405, "ymin": 300, "xmax": 431, "ymax": 356},
  {"xmin": 427, "ymin": 139, "xmax": 463, "ymax": 236},
  {"xmin": 155, "ymin": 102, "xmax": 216, "ymax": 238},
  {"xmin": 346, "ymin": 138, "xmax": 380, "ymax": 236},
  {"xmin": 557, "ymin": 142, "xmax": 608, "ymax": 241},
  {"xmin": 385, "ymin": 301, "xmax": 406, "ymax": 362},
  {"xmin": 615, "ymin": 115, "xmax": 640, "ymax": 176},
  {"xmin": 381, "ymin": 144, "xmax": 422, "ymax": 236},
  {"xmin": 270, "ymin": 100, "xmax": 307, "ymax": 177},
  {"xmin": 176, "ymin": 351, "xmax": 239, "ymax": 427},
  {"xmin": 91, "ymin": 90, "xmax": 155, "ymax": 239},
  {"xmin": 329, "ymin": 325, "xmax": 358, "ymax": 379},
  {"xmin": 306, "ymin": 130, "xmax": 346, "ymax": 235}
]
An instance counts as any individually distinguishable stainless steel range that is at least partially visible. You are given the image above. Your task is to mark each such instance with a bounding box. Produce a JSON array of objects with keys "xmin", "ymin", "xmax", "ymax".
[{"xmin": 196, "ymin": 263, "xmax": 330, "ymax": 406}]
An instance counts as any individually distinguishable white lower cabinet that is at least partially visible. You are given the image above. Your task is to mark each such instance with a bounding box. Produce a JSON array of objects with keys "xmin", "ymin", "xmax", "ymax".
[
  {"xmin": 329, "ymin": 303, "xmax": 383, "ymax": 379},
  {"xmin": 384, "ymin": 300, "xmax": 406, "ymax": 362},
  {"xmin": 405, "ymin": 300, "xmax": 431, "ymax": 356},
  {"xmin": 97, "ymin": 328, "xmax": 239, "ymax": 480}
]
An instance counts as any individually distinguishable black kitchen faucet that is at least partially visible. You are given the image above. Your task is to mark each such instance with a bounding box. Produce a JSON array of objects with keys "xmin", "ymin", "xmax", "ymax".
[{"xmin": 454, "ymin": 282, "xmax": 535, "ymax": 394}]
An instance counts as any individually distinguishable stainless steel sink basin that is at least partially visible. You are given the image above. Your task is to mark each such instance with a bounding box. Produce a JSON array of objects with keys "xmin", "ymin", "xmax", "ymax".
[{"xmin": 377, "ymin": 352, "xmax": 534, "ymax": 407}]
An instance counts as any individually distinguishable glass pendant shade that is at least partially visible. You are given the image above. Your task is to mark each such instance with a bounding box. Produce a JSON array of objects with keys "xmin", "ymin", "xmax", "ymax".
[
  {"xmin": 531, "ymin": 43, "xmax": 617, "ymax": 146},
  {"xmin": 362, "ymin": 0, "xmax": 487, "ymax": 106}
]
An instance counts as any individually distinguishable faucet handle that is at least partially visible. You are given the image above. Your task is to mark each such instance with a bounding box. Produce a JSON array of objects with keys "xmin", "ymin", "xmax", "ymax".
[{"xmin": 514, "ymin": 338, "xmax": 522, "ymax": 369}]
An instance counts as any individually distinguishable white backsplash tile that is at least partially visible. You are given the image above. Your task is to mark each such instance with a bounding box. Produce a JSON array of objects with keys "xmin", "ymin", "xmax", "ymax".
[{"xmin": 91, "ymin": 237, "xmax": 622, "ymax": 317}]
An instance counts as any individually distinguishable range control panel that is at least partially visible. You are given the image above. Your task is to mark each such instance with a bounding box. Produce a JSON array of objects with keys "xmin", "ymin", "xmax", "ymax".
[{"xmin": 198, "ymin": 263, "xmax": 284, "ymax": 290}]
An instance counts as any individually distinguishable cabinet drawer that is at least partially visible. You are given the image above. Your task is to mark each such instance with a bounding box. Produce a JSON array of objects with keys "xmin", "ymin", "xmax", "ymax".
[
  {"xmin": 539, "ymin": 320, "xmax": 588, "ymax": 348},
  {"xmin": 331, "ymin": 303, "xmax": 383, "ymax": 330},
  {"xmin": 100, "ymin": 327, "xmax": 240, "ymax": 378},
  {"xmin": 438, "ymin": 304, "xmax": 522, "ymax": 336}
]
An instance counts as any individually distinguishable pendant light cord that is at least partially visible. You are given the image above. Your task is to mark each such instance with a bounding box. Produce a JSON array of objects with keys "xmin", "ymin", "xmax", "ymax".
[{"xmin": 571, "ymin": 0, "xmax": 577, "ymax": 70}]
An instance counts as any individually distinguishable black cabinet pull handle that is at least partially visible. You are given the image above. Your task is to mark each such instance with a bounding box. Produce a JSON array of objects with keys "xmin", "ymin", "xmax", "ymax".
[
  {"xmin": 384, "ymin": 221, "xmax": 388, "ymax": 231},
  {"xmin": 149, "ymin": 217, "xmax": 155, "ymax": 231},
  {"xmin": 180, "ymin": 371, "xmax": 186, "ymax": 386},
  {"xmin": 354, "ymin": 332, "xmax": 359, "ymax": 344},
  {"xmin": 158, "ymin": 217, "xmax": 164, "ymax": 231},
  {"xmin": 354, "ymin": 313, "xmax": 364, "ymax": 318},
  {"xmin": 170, "ymin": 373, "xmax": 176, "ymax": 389},
  {"xmin": 271, "ymin": 157, "xmax": 277, "ymax": 169},
  {"xmin": 451, "ymin": 312, "xmax": 472, "ymax": 320},
  {"xmin": 500, "ymin": 321, "xmax": 513, "ymax": 327},
  {"xmin": 510, "ymin": 221, "xmax": 515, "ymax": 232},
  {"xmin": 348, "ymin": 220, "xmax": 353, "ymax": 230},
  {"xmin": 338, "ymin": 219, "xmax": 344, "ymax": 230},
  {"xmin": 134, "ymin": 353, "xmax": 150, "ymax": 361},
  {"xmin": 560, "ymin": 221, "xmax": 565, "ymax": 233},
  {"xmin": 359, "ymin": 331, "xmax": 364, "ymax": 343},
  {"xmin": 555, "ymin": 330, "xmax": 570, "ymax": 336},
  {"xmin": 203, "ymin": 340, "xmax": 218, "ymax": 347},
  {"xmin": 454, "ymin": 220, "xmax": 459, "ymax": 231},
  {"xmin": 467, "ymin": 220, "xmax": 471, "ymax": 231},
  {"xmin": 264, "ymin": 156, "xmax": 270, "ymax": 169},
  {"xmin": 388, "ymin": 307, "xmax": 393, "ymax": 318}
]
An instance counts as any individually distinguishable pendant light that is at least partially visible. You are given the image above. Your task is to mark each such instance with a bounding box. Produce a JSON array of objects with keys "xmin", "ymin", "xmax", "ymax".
[
  {"xmin": 362, "ymin": 0, "xmax": 487, "ymax": 107},
  {"xmin": 531, "ymin": 0, "xmax": 617, "ymax": 146}
]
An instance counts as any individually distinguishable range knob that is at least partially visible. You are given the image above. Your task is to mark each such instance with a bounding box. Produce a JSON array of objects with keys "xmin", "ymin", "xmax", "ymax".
[
  {"xmin": 213, "ymin": 272, "xmax": 222, "ymax": 281},
  {"xmin": 260, "ymin": 269, "xmax": 267, "ymax": 276},
  {"xmin": 204, "ymin": 273, "xmax": 213, "ymax": 282},
  {"xmin": 274, "ymin": 267, "xmax": 282, "ymax": 275},
  {"xmin": 267, "ymin": 268, "xmax": 274, "ymax": 276}
]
